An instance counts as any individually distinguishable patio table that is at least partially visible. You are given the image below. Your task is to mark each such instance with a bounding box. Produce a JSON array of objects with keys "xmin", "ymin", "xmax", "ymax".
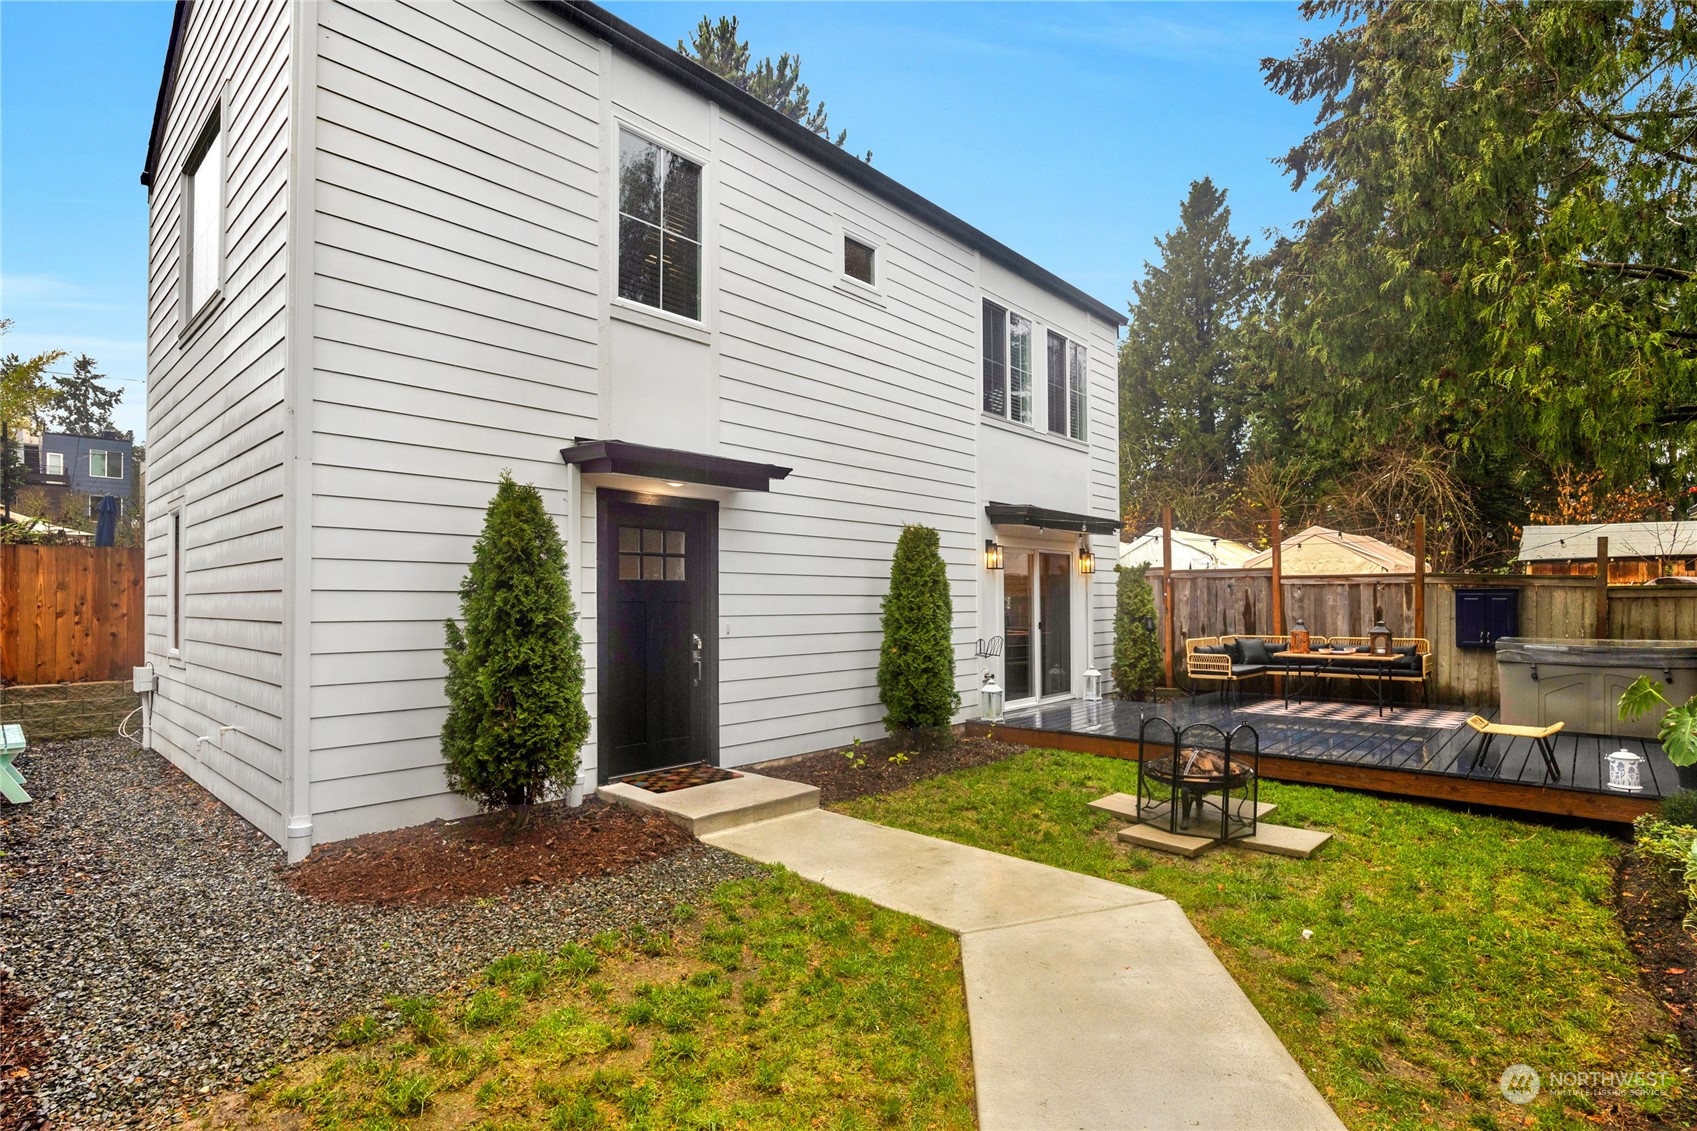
[{"xmin": 1273, "ymin": 649, "xmax": 1402, "ymax": 717}]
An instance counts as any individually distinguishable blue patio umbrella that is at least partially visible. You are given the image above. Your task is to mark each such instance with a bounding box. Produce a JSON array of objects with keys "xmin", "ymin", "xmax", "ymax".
[{"xmin": 94, "ymin": 495, "xmax": 119, "ymax": 547}]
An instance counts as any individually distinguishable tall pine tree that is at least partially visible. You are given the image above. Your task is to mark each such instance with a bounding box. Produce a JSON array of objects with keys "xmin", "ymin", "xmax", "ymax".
[
  {"xmin": 45, "ymin": 354, "xmax": 125, "ymax": 437},
  {"xmin": 1119, "ymin": 178, "xmax": 1254, "ymax": 532}
]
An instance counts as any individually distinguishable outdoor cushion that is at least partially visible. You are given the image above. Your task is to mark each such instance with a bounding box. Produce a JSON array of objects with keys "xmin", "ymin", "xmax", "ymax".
[
  {"xmin": 1196, "ymin": 644, "xmax": 1230, "ymax": 655},
  {"xmin": 1230, "ymin": 664, "xmax": 1267, "ymax": 676},
  {"xmin": 1238, "ymin": 638, "xmax": 1273, "ymax": 666}
]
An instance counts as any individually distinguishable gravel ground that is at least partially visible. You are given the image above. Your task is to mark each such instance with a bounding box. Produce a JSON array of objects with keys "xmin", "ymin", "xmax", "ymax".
[{"xmin": 0, "ymin": 738, "xmax": 765, "ymax": 1128}]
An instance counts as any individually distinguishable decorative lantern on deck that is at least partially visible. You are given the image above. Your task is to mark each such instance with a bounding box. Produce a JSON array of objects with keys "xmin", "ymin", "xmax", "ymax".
[
  {"xmin": 1083, "ymin": 666, "xmax": 1103, "ymax": 702},
  {"xmin": 1290, "ymin": 618, "xmax": 1311, "ymax": 653},
  {"xmin": 1370, "ymin": 619, "xmax": 1393, "ymax": 656},
  {"xmin": 981, "ymin": 671, "xmax": 1005, "ymax": 722},
  {"xmin": 1606, "ymin": 748, "xmax": 1645, "ymax": 792}
]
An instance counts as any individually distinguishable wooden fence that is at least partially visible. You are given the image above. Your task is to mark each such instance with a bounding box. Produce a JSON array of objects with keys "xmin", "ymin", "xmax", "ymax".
[
  {"xmin": 0, "ymin": 546, "xmax": 145, "ymax": 685},
  {"xmin": 1148, "ymin": 568, "xmax": 1697, "ymax": 706}
]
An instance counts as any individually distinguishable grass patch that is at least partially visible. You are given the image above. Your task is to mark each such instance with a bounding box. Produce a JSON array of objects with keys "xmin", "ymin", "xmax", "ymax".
[
  {"xmin": 224, "ymin": 871, "xmax": 974, "ymax": 1130},
  {"xmin": 841, "ymin": 747, "xmax": 1689, "ymax": 1131}
]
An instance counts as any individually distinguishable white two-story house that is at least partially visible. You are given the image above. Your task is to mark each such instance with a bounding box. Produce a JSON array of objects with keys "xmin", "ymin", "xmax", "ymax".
[{"xmin": 140, "ymin": 0, "xmax": 1125, "ymax": 860}]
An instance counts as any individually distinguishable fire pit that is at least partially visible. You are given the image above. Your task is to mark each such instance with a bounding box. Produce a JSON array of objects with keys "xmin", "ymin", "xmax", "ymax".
[{"xmin": 1135, "ymin": 719, "xmax": 1259, "ymax": 843}]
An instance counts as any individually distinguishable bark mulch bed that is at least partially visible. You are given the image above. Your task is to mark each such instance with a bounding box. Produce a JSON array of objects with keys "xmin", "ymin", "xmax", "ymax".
[
  {"xmin": 282, "ymin": 798, "xmax": 696, "ymax": 907},
  {"xmin": 1618, "ymin": 848, "xmax": 1697, "ymax": 1067},
  {"xmin": 0, "ymin": 967, "xmax": 48, "ymax": 1131},
  {"xmin": 758, "ymin": 732, "xmax": 1028, "ymax": 806}
]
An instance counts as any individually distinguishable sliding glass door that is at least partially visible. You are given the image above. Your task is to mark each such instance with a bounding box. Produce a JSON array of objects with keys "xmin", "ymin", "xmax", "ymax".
[{"xmin": 1002, "ymin": 549, "xmax": 1072, "ymax": 704}]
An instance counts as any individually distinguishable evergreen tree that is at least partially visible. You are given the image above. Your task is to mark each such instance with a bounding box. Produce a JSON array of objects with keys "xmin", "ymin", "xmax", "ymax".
[
  {"xmin": 876, "ymin": 524, "xmax": 958, "ymax": 740},
  {"xmin": 45, "ymin": 354, "xmax": 125, "ymax": 437},
  {"xmin": 1119, "ymin": 178, "xmax": 1254, "ymax": 531},
  {"xmin": 442, "ymin": 474, "xmax": 589, "ymax": 809},
  {"xmin": 679, "ymin": 15, "xmax": 870, "ymax": 160},
  {"xmin": 1111, "ymin": 564, "xmax": 1163, "ymax": 699},
  {"xmin": 0, "ymin": 321, "xmax": 65, "ymax": 522}
]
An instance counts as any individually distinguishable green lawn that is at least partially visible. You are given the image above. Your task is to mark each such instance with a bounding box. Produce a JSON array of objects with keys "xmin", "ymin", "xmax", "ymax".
[
  {"xmin": 841, "ymin": 747, "xmax": 1689, "ymax": 1131},
  {"xmin": 216, "ymin": 872, "xmax": 975, "ymax": 1131}
]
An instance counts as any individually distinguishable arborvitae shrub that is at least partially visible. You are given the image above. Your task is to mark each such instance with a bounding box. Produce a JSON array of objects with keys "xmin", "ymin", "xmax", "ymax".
[
  {"xmin": 876, "ymin": 524, "xmax": 959, "ymax": 742},
  {"xmin": 442, "ymin": 473, "xmax": 590, "ymax": 808},
  {"xmin": 1112, "ymin": 563, "xmax": 1163, "ymax": 699}
]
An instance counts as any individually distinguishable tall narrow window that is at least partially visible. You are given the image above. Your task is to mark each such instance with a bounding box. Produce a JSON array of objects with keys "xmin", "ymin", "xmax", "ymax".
[
  {"xmin": 618, "ymin": 130, "xmax": 702, "ymax": 320},
  {"xmin": 183, "ymin": 113, "xmax": 223, "ymax": 319},
  {"xmin": 1067, "ymin": 341, "xmax": 1087, "ymax": 441},
  {"xmin": 982, "ymin": 300, "xmax": 1008, "ymax": 416},
  {"xmin": 169, "ymin": 509, "xmax": 184, "ymax": 655},
  {"xmin": 1046, "ymin": 331, "xmax": 1068, "ymax": 435},
  {"xmin": 1008, "ymin": 314, "xmax": 1033, "ymax": 425}
]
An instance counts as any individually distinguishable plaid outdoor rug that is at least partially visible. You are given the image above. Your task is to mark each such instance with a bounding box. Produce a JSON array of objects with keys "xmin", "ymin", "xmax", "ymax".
[
  {"xmin": 617, "ymin": 762, "xmax": 742, "ymax": 793},
  {"xmin": 1236, "ymin": 700, "xmax": 1472, "ymax": 730}
]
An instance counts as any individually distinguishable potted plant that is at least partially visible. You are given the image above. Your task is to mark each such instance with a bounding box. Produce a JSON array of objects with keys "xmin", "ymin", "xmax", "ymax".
[{"xmin": 1618, "ymin": 675, "xmax": 1697, "ymax": 791}]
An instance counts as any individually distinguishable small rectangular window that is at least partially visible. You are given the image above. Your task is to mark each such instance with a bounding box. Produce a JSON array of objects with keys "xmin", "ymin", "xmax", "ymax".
[
  {"xmin": 616, "ymin": 525, "xmax": 687, "ymax": 582},
  {"xmin": 170, "ymin": 509, "xmax": 184, "ymax": 655},
  {"xmin": 844, "ymin": 236, "xmax": 875, "ymax": 285},
  {"xmin": 183, "ymin": 112, "xmax": 223, "ymax": 320},
  {"xmin": 982, "ymin": 300, "xmax": 1008, "ymax": 416},
  {"xmin": 90, "ymin": 450, "xmax": 123, "ymax": 479},
  {"xmin": 44, "ymin": 451, "xmax": 65, "ymax": 476},
  {"xmin": 618, "ymin": 130, "xmax": 702, "ymax": 320}
]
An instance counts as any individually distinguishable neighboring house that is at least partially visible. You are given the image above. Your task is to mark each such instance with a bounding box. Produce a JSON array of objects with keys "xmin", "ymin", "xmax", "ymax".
[
  {"xmin": 1241, "ymin": 525, "xmax": 1421, "ymax": 575},
  {"xmin": 1518, "ymin": 522, "xmax": 1697, "ymax": 582},
  {"xmin": 140, "ymin": 0, "xmax": 1125, "ymax": 859},
  {"xmin": 20, "ymin": 429, "xmax": 135, "ymax": 520},
  {"xmin": 1118, "ymin": 527, "xmax": 1256, "ymax": 571}
]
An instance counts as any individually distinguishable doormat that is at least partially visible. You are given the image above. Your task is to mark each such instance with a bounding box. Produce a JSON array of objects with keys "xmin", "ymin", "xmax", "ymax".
[
  {"xmin": 618, "ymin": 762, "xmax": 742, "ymax": 793},
  {"xmin": 1236, "ymin": 701, "xmax": 1471, "ymax": 730}
]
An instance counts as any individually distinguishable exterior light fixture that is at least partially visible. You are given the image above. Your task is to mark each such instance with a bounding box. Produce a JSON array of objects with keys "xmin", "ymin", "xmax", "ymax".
[
  {"xmin": 1606, "ymin": 748, "xmax": 1645, "ymax": 792},
  {"xmin": 1077, "ymin": 541, "xmax": 1095, "ymax": 575},
  {"xmin": 984, "ymin": 540, "xmax": 1004, "ymax": 570},
  {"xmin": 981, "ymin": 670, "xmax": 1005, "ymax": 721},
  {"xmin": 665, "ymin": 481, "xmax": 685, "ymax": 487},
  {"xmin": 1083, "ymin": 666, "xmax": 1103, "ymax": 702}
]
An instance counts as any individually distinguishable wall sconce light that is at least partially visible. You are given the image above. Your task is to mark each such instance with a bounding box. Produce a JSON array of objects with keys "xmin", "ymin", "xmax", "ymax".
[
  {"xmin": 984, "ymin": 540, "xmax": 1004, "ymax": 570},
  {"xmin": 1077, "ymin": 541, "xmax": 1095, "ymax": 575}
]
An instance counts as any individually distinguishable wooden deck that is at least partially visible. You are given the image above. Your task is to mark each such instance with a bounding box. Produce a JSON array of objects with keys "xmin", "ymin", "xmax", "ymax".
[{"xmin": 968, "ymin": 694, "xmax": 1675, "ymax": 823}]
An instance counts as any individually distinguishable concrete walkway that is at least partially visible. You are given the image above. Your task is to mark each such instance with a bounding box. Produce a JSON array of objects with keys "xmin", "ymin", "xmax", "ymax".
[{"xmin": 703, "ymin": 809, "xmax": 1345, "ymax": 1131}]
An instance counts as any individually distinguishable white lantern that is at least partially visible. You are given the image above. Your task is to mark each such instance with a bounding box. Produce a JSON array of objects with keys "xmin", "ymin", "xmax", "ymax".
[
  {"xmin": 981, "ymin": 671, "xmax": 1005, "ymax": 722},
  {"xmin": 1083, "ymin": 666, "xmax": 1103, "ymax": 702},
  {"xmin": 1606, "ymin": 748, "xmax": 1645, "ymax": 792}
]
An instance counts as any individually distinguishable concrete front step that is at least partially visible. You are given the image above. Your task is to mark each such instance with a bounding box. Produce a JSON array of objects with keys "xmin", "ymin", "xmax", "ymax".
[{"xmin": 597, "ymin": 771, "xmax": 818, "ymax": 836}]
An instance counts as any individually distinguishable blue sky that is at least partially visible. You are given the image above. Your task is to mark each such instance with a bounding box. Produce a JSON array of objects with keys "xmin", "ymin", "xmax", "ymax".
[{"xmin": 1, "ymin": 1, "xmax": 1321, "ymax": 443}]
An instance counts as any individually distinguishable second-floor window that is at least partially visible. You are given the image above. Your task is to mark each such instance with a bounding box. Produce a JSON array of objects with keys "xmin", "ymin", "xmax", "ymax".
[
  {"xmin": 1046, "ymin": 332, "xmax": 1086, "ymax": 441},
  {"xmin": 982, "ymin": 301, "xmax": 1034, "ymax": 425},
  {"xmin": 618, "ymin": 130, "xmax": 701, "ymax": 321},
  {"xmin": 90, "ymin": 450, "xmax": 123, "ymax": 479},
  {"xmin": 183, "ymin": 111, "xmax": 223, "ymax": 321},
  {"xmin": 44, "ymin": 451, "xmax": 65, "ymax": 476}
]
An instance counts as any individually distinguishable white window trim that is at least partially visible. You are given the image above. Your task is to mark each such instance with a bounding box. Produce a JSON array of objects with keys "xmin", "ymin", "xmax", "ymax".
[
  {"xmin": 167, "ymin": 503, "xmax": 186, "ymax": 663},
  {"xmin": 44, "ymin": 451, "xmax": 65, "ymax": 476},
  {"xmin": 179, "ymin": 90, "xmax": 228, "ymax": 344},
  {"xmin": 834, "ymin": 219, "xmax": 886, "ymax": 307},
  {"xmin": 89, "ymin": 450, "xmax": 123, "ymax": 479},
  {"xmin": 981, "ymin": 294, "xmax": 1044, "ymax": 429},
  {"xmin": 613, "ymin": 121, "xmax": 709, "ymax": 327}
]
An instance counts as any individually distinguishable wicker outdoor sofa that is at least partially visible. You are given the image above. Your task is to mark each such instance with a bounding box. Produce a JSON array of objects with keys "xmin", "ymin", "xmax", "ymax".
[{"xmin": 1185, "ymin": 634, "xmax": 1433, "ymax": 704}]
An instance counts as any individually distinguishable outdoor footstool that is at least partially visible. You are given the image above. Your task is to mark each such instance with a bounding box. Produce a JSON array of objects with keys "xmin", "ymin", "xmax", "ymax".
[
  {"xmin": 1465, "ymin": 715, "xmax": 1562, "ymax": 782},
  {"xmin": 0, "ymin": 723, "xmax": 29, "ymax": 805}
]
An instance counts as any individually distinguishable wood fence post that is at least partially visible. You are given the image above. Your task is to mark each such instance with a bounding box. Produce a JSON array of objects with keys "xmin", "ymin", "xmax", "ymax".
[
  {"xmin": 1595, "ymin": 536, "xmax": 1610, "ymax": 639},
  {"xmin": 1413, "ymin": 515, "xmax": 1427, "ymax": 641},
  {"xmin": 1161, "ymin": 506, "xmax": 1175, "ymax": 687},
  {"xmin": 1269, "ymin": 506, "xmax": 1284, "ymax": 635}
]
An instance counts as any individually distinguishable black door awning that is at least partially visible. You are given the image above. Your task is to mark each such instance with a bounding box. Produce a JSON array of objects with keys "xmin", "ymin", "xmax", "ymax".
[
  {"xmin": 986, "ymin": 502, "xmax": 1120, "ymax": 536},
  {"xmin": 561, "ymin": 439, "xmax": 792, "ymax": 492}
]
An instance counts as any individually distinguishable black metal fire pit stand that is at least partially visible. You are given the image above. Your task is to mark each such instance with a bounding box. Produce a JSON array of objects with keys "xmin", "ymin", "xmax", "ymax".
[{"xmin": 1135, "ymin": 717, "xmax": 1260, "ymax": 844}]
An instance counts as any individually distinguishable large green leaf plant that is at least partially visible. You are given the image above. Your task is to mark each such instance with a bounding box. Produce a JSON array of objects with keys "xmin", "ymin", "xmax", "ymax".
[{"xmin": 1619, "ymin": 675, "xmax": 1697, "ymax": 767}]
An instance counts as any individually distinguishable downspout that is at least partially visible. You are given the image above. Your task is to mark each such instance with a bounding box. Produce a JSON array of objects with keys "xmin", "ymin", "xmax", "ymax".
[{"xmin": 279, "ymin": 0, "xmax": 320, "ymax": 861}]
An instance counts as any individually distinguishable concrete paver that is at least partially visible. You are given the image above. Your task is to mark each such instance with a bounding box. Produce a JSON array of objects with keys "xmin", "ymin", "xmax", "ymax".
[
  {"xmin": 703, "ymin": 808, "xmax": 1346, "ymax": 1131},
  {"xmin": 597, "ymin": 772, "xmax": 818, "ymax": 836}
]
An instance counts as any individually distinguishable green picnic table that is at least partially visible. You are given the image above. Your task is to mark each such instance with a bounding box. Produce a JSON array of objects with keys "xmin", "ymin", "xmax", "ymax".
[{"xmin": 1, "ymin": 723, "xmax": 29, "ymax": 804}]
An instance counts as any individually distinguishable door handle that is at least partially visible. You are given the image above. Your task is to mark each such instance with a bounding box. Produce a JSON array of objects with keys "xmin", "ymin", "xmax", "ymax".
[{"xmin": 692, "ymin": 633, "xmax": 703, "ymax": 687}]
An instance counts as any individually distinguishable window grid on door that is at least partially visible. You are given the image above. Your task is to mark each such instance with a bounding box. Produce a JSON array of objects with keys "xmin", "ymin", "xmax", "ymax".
[{"xmin": 617, "ymin": 526, "xmax": 686, "ymax": 581}]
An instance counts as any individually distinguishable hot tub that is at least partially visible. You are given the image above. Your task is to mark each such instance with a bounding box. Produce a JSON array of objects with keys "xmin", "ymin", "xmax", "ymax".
[{"xmin": 1496, "ymin": 638, "xmax": 1697, "ymax": 737}]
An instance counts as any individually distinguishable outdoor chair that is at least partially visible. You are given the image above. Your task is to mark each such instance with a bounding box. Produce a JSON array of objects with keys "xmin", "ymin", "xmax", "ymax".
[{"xmin": 1, "ymin": 723, "xmax": 30, "ymax": 805}]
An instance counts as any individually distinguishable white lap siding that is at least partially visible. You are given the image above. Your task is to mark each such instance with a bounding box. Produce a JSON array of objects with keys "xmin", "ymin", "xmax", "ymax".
[{"xmin": 144, "ymin": 0, "xmax": 292, "ymax": 842}]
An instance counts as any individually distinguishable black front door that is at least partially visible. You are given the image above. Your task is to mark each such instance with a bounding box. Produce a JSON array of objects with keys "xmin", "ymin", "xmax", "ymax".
[{"xmin": 598, "ymin": 491, "xmax": 717, "ymax": 782}]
